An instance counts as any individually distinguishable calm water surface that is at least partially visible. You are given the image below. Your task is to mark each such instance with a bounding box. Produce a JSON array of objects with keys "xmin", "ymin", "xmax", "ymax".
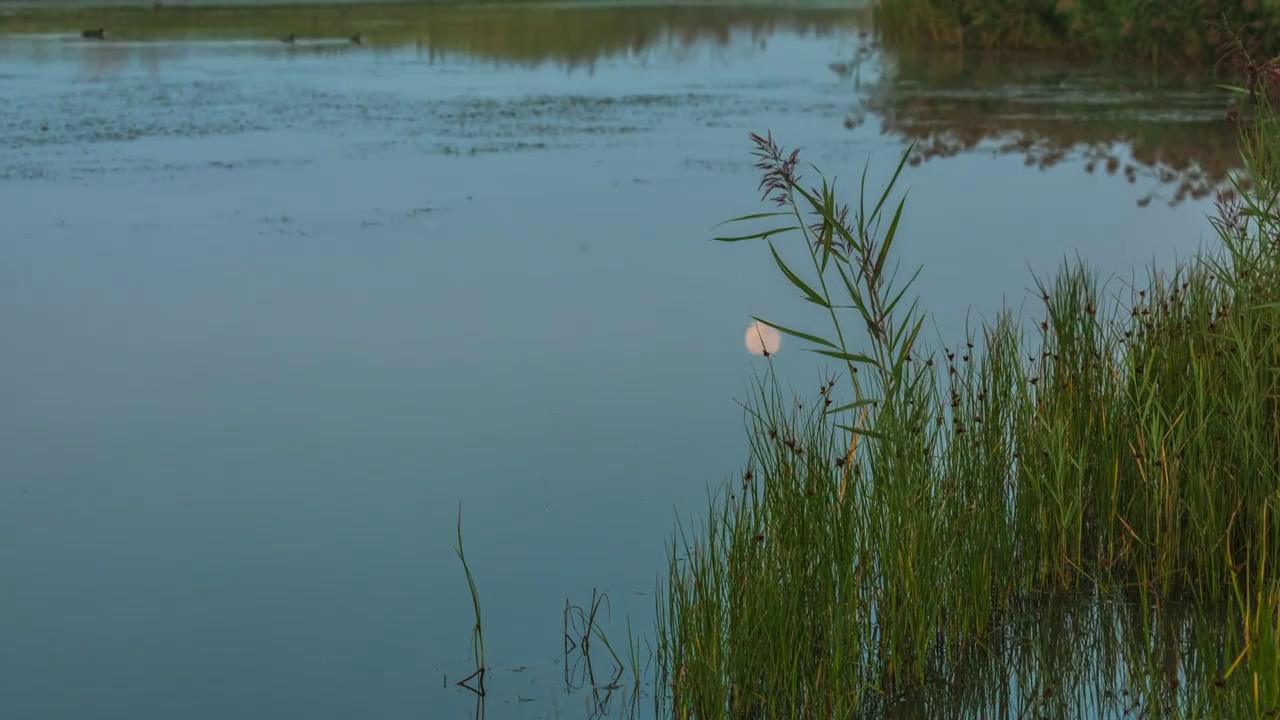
[{"xmin": 0, "ymin": 4, "xmax": 1237, "ymax": 718}]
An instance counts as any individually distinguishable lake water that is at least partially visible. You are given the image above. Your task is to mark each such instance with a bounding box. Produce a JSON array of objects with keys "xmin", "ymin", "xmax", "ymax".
[{"xmin": 0, "ymin": 3, "xmax": 1240, "ymax": 718}]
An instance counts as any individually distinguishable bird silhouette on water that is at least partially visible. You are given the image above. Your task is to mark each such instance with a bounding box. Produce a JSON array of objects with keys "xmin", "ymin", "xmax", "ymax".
[
  {"xmin": 81, "ymin": 28, "xmax": 105, "ymax": 39},
  {"xmin": 350, "ymin": 32, "xmax": 363, "ymax": 45},
  {"xmin": 281, "ymin": 32, "xmax": 296, "ymax": 44}
]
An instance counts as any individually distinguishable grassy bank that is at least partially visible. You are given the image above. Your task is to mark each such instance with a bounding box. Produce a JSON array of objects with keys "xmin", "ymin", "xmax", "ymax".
[
  {"xmin": 874, "ymin": 0, "xmax": 1280, "ymax": 66},
  {"xmin": 655, "ymin": 54, "xmax": 1280, "ymax": 718}
]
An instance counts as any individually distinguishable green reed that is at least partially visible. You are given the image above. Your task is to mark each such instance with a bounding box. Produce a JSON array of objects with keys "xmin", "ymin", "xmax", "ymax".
[
  {"xmin": 656, "ymin": 65, "xmax": 1280, "ymax": 718},
  {"xmin": 873, "ymin": 0, "xmax": 1280, "ymax": 66},
  {"xmin": 455, "ymin": 503, "xmax": 486, "ymax": 696}
]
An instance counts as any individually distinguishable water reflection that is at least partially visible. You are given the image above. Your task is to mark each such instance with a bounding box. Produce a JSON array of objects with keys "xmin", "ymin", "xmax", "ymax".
[
  {"xmin": 0, "ymin": 4, "xmax": 1244, "ymax": 201},
  {"xmin": 865, "ymin": 44, "xmax": 1241, "ymax": 208},
  {"xmin": 0, "ymin": 3, "xmax": 867, "ymax": 71},
  {"xmin": 510, "ymin": 585, "xmax": 1268, "ymax": 717},
  {"xmin": 563, "ymin": 589, "xmax": 640, "ymax": 720},
  {"xmin": 870, "ymin": 585, "xmax": 1275, "ymax": 719}
]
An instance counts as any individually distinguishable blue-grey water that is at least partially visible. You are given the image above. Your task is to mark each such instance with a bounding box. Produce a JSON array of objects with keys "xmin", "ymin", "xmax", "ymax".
[{"xmin": 0, "ymin": 4, "xmax": 1236, "ymax": 718}]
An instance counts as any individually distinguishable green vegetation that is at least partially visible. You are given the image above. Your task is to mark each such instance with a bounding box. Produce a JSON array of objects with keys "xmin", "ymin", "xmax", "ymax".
[
  {"xmin": 655, "ymin": 54, "xmax": 1280, "ymax": 717},
  {"xmin": 455, "ymin": 504, "xmax": 486, "ymax": 696},
  {"xmin": 874, "ymin": 0, "xmax": 1280, "ymax": 65}
]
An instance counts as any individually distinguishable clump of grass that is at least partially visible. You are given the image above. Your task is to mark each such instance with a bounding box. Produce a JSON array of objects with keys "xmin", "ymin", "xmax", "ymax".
[
  {"xmin": 873, "ymin": 0, "xmax": 1280, "ymax": 67},
  {"xmin": 656, "ymin": 53, "xmax": 1280, "ymax": 718},
  {"xmin": 656, "ymin": 370, "xmax": 878, "ymax": 717}
]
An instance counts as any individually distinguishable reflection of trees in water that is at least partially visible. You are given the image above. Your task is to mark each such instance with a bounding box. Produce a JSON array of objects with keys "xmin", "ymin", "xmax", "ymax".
[
  {"xmin": 0, "ymin": 4, "xmax": 867, "ymax": 71},
  {"xmin": 412, "ymin": 6, "xmax": 864, "ymax": 69},
  {"xmin": 73, "ymin": 40, "xmax": 172, "ymax": 79},
  {"xmin": 407, "ymin": 8, "xmax": 803, "ymax": 73},
  {"xmin": 863, "ymin": 46, "xmax": 1243, "ymax": 208}
]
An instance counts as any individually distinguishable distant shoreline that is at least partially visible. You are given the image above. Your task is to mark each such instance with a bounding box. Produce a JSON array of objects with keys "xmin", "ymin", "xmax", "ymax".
[{"xmin": 0, "ymin": 0, "xmax": 875, "ymax": 11}]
